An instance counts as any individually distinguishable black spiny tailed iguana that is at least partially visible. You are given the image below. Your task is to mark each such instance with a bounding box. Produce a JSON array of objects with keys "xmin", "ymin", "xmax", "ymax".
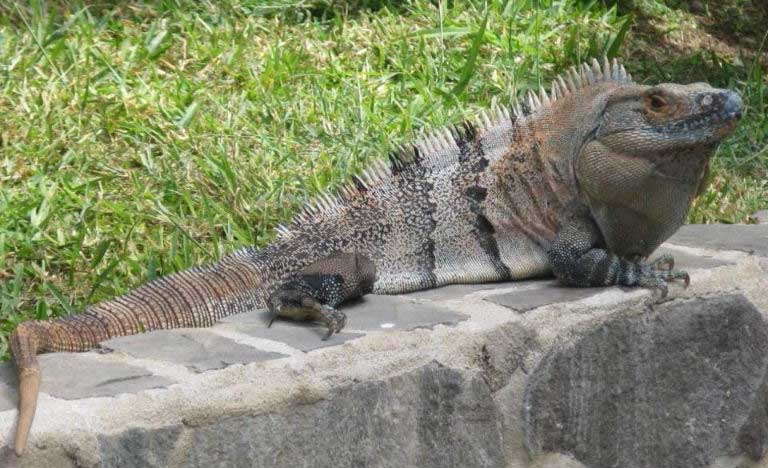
[{"xmin": 9, "ymin": 58, "xmax": 743, "ymax": 455}]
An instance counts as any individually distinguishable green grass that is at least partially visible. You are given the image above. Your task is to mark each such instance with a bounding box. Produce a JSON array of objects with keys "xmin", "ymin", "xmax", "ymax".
[{"xmin": 1, "ymin": 0, "xmax": 766, "ymax": 359}]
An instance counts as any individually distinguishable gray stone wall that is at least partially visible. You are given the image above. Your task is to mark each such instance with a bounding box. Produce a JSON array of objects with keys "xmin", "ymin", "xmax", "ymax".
[{"xmin": 0, "ymin": 224, "xmax": 766, "ymax": 468}]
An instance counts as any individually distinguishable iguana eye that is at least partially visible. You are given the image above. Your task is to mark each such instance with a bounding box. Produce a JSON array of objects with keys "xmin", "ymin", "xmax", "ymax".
[{"xmin": 648, "ymin": 94, "xmax": 667, "ymax": 110}]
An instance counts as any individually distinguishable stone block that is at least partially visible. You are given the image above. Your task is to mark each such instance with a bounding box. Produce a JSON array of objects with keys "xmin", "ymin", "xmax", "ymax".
[
  {"xmin": 99, "ymin": 363, "xmax": 505, "ymax": 468},
  {"xmin": 523, "ymin": 294, "xmax": 768, "ymax": 468},
  {"xmin": 752, "ymin": 210, "xmax": 768, "ymax": 225}
]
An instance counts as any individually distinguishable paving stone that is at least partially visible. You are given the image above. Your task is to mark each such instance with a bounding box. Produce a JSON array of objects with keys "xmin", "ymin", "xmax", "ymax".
[
  {"xmin": 0, "ymin": 355, "xmax": 174, "ymax": 404},
  {"xmin": 223, "ymin": 295, "xmax": 465, "ymax": 352},
  {"xmin": 668, "ymin": 224, "xmax": 768, "ymax": 256},
  {"xmin": 222, "ymin": 295, "xmax": 467, "ymax": 336},
  {"xmin": 483, "ymin": 281, "xmax": 608, "ymax": 312},
  {"xmin": 103, "ymin": 329, "xmax": 286, "ymax": 372},
  {"xmin": 218, "ymin": 309, "xmax": 270, "ymax": 326},
  {"xmin": 343, "ymin": 294, "xmax": 467, "ymax": 331},
  {"xmin": 226, "ymin": 320, "xmax": 365, "ymax": 352},
  {"xmin": 654, "ymin": 246, "xmax": 732, "ymax": 269}
]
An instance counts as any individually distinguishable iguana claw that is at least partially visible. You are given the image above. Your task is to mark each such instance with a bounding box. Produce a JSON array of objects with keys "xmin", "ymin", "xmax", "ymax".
[
  {"xmin": 267, "ymin": 291, "xmax": 349, "ymax": 339},
  {"xmin": 319, "ymin": 305, "xmax": 347, "ymax": 340},
  {"xmin": 640, "ymin": 254, "xmax": 690, "ymax": 299},
  {"xmin": 649, "ymin": 254, "xmax": 675, "ymax": 272}
]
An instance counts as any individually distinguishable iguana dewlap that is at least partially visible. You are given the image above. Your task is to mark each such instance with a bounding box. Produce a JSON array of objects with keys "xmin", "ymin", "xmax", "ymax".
[{"xmin": 9, "ymin": 58, "xmax": 742, "ymax": 456}]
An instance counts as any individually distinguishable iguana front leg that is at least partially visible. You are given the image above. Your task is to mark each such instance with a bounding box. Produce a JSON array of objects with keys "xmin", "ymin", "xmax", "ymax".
[
  {"xmin": 267, "ymin": 252, "xmax": 376, "ymax": 339},
  {"xmin": 547, "ymin": 213, "xmax": 689, "ymax": 297}
]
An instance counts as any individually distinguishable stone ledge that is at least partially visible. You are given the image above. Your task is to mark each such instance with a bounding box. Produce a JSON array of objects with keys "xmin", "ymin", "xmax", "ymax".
[{"xmin": 0, "ymin": 224, "xmax": 766, "ymax": 467}]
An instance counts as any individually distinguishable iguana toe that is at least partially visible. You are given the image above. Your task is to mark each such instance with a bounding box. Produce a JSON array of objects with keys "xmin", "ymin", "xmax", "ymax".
[
  {"xmin": 638, "ymin": 256, "xmax": 690, "ymax": 299},
  {"xmin": 638, "ymin": 275, "xmax": 670, "ymax": 299},
  {"xmin": 318, "ymin": 305, "xmax": 346, "ymax": 340},
  {"xmin": 649, "ymin": 254, "xmax": 675, "ymax": 272}
]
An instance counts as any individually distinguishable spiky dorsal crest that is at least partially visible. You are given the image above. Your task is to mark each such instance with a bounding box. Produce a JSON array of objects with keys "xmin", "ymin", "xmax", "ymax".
[
  {"xmin": 516, "ymin": 57, "xmax": 633, "ymax": 116},
  {"xmin": 276, "ymin": 58, "xmax": 632, "ymax": 240}
]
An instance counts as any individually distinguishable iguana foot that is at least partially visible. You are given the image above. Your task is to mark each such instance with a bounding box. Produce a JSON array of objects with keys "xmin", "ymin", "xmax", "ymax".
[
  {"xmin": 316, "ymin": 304, "xmax": 347, "ymax": 340},
  {"xmin": 637, "ymin": 254, "xmax": 690, "ymax": 299},
  {"xmin": 268, "ymin": 296, "xmax": 347, "ymax": 339},
  {"xmin": 548, "ymin": 216, "xmax": 692, "ymax": 299},
  {"xmin": 266, "ymin": 252, "xmax": 375, "ymax": 339}
]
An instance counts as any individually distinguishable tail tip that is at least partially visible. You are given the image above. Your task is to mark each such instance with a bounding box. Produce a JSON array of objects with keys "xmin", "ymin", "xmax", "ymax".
[
  {"xmin": 14, "ymin": 444, "xmax": 25, "ymax": 457},
  {"xmin": 13, "ymin": 423, "xmax": 30, "ymax": 457}
]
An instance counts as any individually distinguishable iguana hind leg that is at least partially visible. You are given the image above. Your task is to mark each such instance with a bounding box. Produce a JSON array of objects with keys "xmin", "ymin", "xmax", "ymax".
[
  {"xmin": 267, "ymin": 252, "xmax": 376, "ymax": 339},
  {"xmin": 548, "ymin": 214, "xmax": 689, "ymax": 298}
]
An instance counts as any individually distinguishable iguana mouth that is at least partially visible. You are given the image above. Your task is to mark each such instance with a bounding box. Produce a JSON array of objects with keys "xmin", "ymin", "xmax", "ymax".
[
  {"xmin": 658, "ymin": 110, "xmax": 741, "ymax": 132},
  {"xmin": 654, "ymin": 91, "xmax": 742, "ymax": 136}
]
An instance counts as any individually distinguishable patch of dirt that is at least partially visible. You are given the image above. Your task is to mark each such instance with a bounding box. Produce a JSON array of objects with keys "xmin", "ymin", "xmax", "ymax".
[{"xmin": 625, "ymin": 0, "xmax": 768, "ymax": 70}]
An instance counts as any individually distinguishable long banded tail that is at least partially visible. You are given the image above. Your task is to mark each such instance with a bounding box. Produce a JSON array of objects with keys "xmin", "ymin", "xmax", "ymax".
[{"xmin": 10, "ymin": 248, "xmax": 268, "ymax": 456}]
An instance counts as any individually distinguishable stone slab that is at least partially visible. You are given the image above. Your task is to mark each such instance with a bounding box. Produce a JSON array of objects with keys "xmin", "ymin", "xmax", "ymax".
[
  {"xmin": 227, "ymin": 321, "xmax": 365, "ymax": 352},
  {"xmin": 668, "ymin": 224, "xmax": 768, "ymax": 256},
  {"xmin": 343, "ymin": 294, "xmax": 467, "ymax": 331},
  {"xmin": 0, "ymin": 387, "xmax": 15, "ymax": 412},
  {"xmin": 483, "ymin": 281, "xmax": 608, "ymax": 312},
  {"xmin": 223, "ymin": 294, "xmax": 467, "ymax": 334},
  {"xmin": 654, "ymin": 246, "xmax": 732, "ymax": 269},
  {"xmin": 0, "ymin": 354, "xmax": 174, "ymax": 405},
  {"xmin": 103, "ymin": 329, "xmax": 286, "ymax": 372}
]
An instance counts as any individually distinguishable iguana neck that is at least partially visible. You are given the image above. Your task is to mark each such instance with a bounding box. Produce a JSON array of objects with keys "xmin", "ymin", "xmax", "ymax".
[{"xmin": 485, "ymin": 81, "xmax": 622, "ymax": 247}]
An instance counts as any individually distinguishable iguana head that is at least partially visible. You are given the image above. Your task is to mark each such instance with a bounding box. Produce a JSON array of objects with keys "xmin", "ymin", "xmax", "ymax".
[
  {"xmin": 571, "ymin": 63, "xmax": 742, "ymax": 258},
  {"xmin": 592, "ymin": 81, "xmax": 742, "ymax": 154}
]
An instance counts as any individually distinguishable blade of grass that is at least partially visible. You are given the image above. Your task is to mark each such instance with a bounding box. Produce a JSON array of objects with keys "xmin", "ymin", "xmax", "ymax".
[{"xmin": 447, "ymin": 8, "xmax": 490, "ymax": 99}]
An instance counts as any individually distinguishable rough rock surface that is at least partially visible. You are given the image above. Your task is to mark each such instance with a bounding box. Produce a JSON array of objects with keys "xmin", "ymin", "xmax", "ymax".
[
  {"xmin": 129, "ymin": 364, "xmax": 504, "ymax": 468},
  {"xmin": 523, "ymin": 294, "xmax": 768, "ymax": 468},
  {"xmin": 0, "ymin": 225, "xmax": 766, "ymax": 467}
]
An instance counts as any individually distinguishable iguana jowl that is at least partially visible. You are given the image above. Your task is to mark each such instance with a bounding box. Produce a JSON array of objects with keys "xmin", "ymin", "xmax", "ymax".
[{"xmin": 9, "ymin": 58, "xmax": 742, "ymax": 455}]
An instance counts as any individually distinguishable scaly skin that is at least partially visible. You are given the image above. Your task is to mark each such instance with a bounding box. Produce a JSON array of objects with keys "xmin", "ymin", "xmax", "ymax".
[{"xmin": 9, "ymin": 58, "xmax": 742, "ymax": 456}]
